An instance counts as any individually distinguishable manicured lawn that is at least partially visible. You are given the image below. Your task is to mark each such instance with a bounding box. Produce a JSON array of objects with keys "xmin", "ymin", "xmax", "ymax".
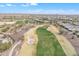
[{"xmin": 36, "ymin": 27, "xmax": 65, "ymax": 56}]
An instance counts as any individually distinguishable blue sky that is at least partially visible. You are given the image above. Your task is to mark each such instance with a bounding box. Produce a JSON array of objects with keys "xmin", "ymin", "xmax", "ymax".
[{"xmin": 0, "ymin": 3, "xmax": 79, "ymax": 14}]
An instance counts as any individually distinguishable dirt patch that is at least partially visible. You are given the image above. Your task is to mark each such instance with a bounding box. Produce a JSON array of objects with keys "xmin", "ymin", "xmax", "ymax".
[{"xmin": 18, "ymin": 25, "xmax": 44, "ymax": 56}]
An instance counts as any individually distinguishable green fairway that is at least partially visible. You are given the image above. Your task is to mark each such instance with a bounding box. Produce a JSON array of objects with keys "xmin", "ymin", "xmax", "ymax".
[{"xmin": 36, "ymin": 27, "xmax": 66, "ymax": 56}]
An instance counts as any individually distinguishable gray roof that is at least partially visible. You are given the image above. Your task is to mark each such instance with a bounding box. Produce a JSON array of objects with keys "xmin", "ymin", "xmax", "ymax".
[{"xmin": 59, "ymin": 22, "xmax": 79, "ymax": 32}]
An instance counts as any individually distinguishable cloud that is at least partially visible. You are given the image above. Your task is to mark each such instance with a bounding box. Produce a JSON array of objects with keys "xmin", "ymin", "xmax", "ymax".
[
  {"xmin": 30, "ymin": 3, "xmax": 38, "ymax": 6},
  {"xmin": 6, "ymin": 4, "xmax": 13, "ymax": 6},
  {"xmin": 21, "ymin": 4, "xmax": 29, "ymax": 7},
  {"xmin": 21, "ymin": 3, "xmax": 38, "ymax": 7},
  {"xmin": 0, "ymin": 4, "xmax": 5, "ymax": 7}
]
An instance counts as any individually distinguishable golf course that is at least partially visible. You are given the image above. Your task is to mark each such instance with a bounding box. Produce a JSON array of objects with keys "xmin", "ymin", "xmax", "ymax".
[{"xmin": 18, "ymin": 25, "xmax": 77, "ymax": 56}]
